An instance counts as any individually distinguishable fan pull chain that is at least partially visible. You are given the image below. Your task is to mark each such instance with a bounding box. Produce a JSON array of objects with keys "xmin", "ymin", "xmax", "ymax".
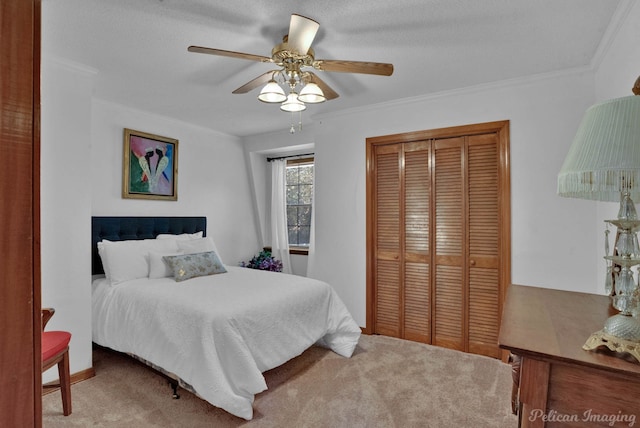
[{"xmin": 289, "ymin": 111, "xmax": 303, "ymax": 134}]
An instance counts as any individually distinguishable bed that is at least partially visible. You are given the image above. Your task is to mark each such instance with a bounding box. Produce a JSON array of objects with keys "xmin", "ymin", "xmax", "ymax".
[{"xmin": 91, "ymin": 216, "xmax": 361, "ymax": 420}]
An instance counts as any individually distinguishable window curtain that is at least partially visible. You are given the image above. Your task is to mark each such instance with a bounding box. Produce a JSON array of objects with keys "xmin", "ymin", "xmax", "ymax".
[
  {"xmin": 271, "ymin": 159, "xmax": 292, "ymax": 274},
  {"xmin": 306, "ymin": 165, "xmax": 316, "ymax": 278}
]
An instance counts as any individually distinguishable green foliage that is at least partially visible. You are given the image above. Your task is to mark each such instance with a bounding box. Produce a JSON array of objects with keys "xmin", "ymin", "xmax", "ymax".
[{"xmin": 241, "ymin": 250, "xmax": 283, "ymax": 272}]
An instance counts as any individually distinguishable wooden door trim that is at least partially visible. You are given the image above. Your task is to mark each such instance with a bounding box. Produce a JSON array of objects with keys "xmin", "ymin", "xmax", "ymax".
[
  {"xmin": 0, "ymin": 0, "xmax": 41, "ymax": 426},
  {"xmin": 33, "ymin": 0, "xmax": 42, "ymax": 424},
  {"xmin": 365, "ymin": 141, "xmax": 375, "ymax": 334},
  {"xmin": 367, "ymin": 121, "xmax": 510, "ymax": 145}
]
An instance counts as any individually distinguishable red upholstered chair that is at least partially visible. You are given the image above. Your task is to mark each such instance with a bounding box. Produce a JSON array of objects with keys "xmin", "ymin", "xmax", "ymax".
[{"xmin": 42, "ymin": 308, "xmax": 72, "ymax": 416}]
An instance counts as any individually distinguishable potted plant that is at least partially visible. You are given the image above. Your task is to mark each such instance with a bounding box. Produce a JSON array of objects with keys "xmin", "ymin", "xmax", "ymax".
[{"xmin": 240, "ymin": 249, "xmax": 283, "ymax": 272}]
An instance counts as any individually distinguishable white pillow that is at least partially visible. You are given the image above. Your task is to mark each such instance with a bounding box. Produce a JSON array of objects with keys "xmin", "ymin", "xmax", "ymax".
[
  {"xmin": 98, "ymin": 238, "xmax": 179, "ymax": 285},
  {"xmin": 97, "ymin": 241, "xmax": 110, "ymax": 280},
  {"xmin": 176, "ymin": 237, "xmax": 223, "ymax": 264},
  {"xmin": 156, "ymin": 232, "xmax": 203, "ymax": 241},
  {"xmin": 149, "ymin": 250, "xmax": 183, "ymax": 279}
]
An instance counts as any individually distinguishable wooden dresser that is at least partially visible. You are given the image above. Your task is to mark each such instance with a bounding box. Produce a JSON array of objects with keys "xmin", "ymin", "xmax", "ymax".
[{"xmin": 499, "ymin": 284, "xmax": 640, "ymax": 428}]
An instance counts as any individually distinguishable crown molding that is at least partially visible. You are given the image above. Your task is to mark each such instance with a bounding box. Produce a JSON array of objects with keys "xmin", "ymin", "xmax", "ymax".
[
  {"xmin": 313, "ymin": 65, "xmax": 594, "ymax": 122},
  {"xmin": 589, "ymin": 0, "xmax": 636, "ymax": 71}
]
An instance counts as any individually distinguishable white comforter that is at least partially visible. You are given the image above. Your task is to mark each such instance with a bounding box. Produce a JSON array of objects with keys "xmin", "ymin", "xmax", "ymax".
[{"xmin": 92, "ymin": 266, "xmax": 361, "ymax": 420}]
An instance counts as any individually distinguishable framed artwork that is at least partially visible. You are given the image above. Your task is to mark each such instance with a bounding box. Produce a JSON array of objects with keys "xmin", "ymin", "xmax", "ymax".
[{"xmin": 123, "ymin": 128, "xmax": 178, "ymax": 200}]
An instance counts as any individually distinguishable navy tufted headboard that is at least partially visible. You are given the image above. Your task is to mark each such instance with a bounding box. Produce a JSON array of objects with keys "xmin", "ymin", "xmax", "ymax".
[{"xmin": 92, "ymin": 216, "xmax": 207, "ymax": 275}]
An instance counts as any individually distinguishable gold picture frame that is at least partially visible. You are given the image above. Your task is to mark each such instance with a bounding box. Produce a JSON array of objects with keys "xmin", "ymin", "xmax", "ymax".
[{"xmin": 122, "ymin": 128, "xmax": 178, "ymax": 201}]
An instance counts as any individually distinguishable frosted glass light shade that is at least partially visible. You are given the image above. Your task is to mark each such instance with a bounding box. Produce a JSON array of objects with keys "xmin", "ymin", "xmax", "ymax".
[
  {"xmin": 258, "ymin": 81, "xmax": 286, "ymax": 103},
  {"xmin": 298, "ymin": 82, "xmax": 325, "ymax": 103},
  {"xmin": 558, "ymin": 95, "xmax": 640, "ymax": 202},
  {"xmin": 280, "ymin": 93, "xmax": 306, "ymax": 112}
]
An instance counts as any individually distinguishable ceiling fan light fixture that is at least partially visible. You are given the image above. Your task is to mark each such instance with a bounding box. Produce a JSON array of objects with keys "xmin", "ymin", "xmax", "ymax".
[
  {"xmin": 189, "ymin": 13, "xmax": 393, "ymax": 132},
  {"xmin": 280, "ymin": 92, "xmax": 306, "ymax": 112},
  {"xmin": 257, "ymin": 80, "xmax": 287, "ymax": 103},
  {"xmin": 298, "ymin": 82, "xmax": 326, "ymax": 103}
]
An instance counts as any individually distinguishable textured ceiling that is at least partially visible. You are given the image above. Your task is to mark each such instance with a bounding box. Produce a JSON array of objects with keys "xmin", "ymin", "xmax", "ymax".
[{"xmin": 42, "ymin": 0, "xmax": 622, "ymax": 137}]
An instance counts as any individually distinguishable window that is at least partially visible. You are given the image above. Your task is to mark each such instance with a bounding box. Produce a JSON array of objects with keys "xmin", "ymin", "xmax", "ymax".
[{"xmin": 286, "ymin": 158, "xmax": 313, "ymax": 251}]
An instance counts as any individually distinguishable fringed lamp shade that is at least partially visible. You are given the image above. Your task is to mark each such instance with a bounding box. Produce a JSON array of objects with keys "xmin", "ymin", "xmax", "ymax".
[
  {"xmin": 558, "ymin": 95, "xmax": 640, "ymax": 202},
  {"xmin": 559, "ymin": 88, "xmax": 640, "ymax": 361}
]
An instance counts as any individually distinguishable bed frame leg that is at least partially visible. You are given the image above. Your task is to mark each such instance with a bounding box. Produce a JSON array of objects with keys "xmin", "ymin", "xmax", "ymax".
[{"xmin": 169, "ymin": 380, "xmax": 180, "ymax": 399}]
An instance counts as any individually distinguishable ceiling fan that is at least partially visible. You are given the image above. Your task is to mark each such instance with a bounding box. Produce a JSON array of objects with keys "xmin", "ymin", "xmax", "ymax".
[{"xmin": 187, "ymin": 14, "xmax": 394, "ymax": 111}]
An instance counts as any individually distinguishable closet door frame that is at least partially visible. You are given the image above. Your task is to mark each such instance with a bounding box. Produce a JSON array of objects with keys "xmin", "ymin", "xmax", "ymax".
[
  {"xmin": 0, "ymin": 0, "xmax": 41, "ymax": 425},
  {"xmin": 365, "ymin": 120, "xmax": 511, "ymax": 348}
]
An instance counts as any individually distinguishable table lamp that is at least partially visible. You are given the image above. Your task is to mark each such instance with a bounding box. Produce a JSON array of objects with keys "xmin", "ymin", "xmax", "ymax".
[{"xmin": 557, "ymin": 75, "xmax": 640, "ymax": 362}]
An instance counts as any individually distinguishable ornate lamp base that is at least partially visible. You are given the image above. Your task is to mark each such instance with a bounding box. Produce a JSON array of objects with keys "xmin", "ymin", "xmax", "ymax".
[{"xmin": 583, "ymin": 330, "xmax": 640, "ymax": 363}]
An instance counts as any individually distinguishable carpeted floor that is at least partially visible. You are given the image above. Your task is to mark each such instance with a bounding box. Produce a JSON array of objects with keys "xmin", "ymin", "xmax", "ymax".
[{"xmin": 43, "ymin": 334, "xmax": 518, "ymax": 427}]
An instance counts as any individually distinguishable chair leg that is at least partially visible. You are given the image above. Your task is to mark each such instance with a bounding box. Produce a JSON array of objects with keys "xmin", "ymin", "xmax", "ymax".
[
  {"xmin": 57, "ymin": 350, "xmax": 72, "ymax": 416},
  {"xmin": 509, "ymin": 353, "xmax": 521, "ymax": 415}
]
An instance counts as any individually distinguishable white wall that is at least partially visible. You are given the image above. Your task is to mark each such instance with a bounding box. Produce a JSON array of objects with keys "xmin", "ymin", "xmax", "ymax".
[
  {"xmin": 41, "ymin": 58, "xmax": 95, "ymax": 382},
  {"xmin": 41, "ymin": 62, "xmax": 261, "ymax": 380},
  {"xmin": 243, "ymin": 127, "xmax": 315, "ymax": 276},
  {"xmin": 303, "ymin": 72, "xmax": 599, "ymax": 326},
  {"xmin": 240, "ymin": 70, "xmax": 601, "ymax": 326},
  {"xmin": 90, "ymin": 99, "xmax": 259, "ymax": 265},
  {"xmin": 242, "ymin": 68, "xmax": 628, "ymax": 327},
  {"xmin": 41, "ymin": 1, "xmax": 639, "ymax": 378},
  {"xmin": 295, "ymin": 1, "xmax": 640, "ymax": 327},
  {"xmin": 594, "ymin": 1, "xmax": 640, "ymax": 102}
]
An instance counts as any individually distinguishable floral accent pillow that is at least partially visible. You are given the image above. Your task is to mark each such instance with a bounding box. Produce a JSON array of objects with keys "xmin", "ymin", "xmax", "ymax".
[{"xmin": 163, "ymin": 251, "xmax": 226, "ymax": 282}]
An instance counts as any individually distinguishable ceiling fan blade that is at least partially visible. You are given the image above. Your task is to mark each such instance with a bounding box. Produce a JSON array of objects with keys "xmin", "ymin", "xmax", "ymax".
[
  {"xmin": 315, "ymin": 59, "xmax": 394, "ymax": 76},
  {"xmin": 232, "ymin": 70, "xmax": 279, "ymax": 94},
  {"xmin": 287, "ymin": 14, "xmax": 319, "ymax": 55},
  {"xmin": 188, "ymin": 45, "xmax": 272, "ymax": 63},
  {"xmin": 305, "ymin": 72, "xmax": 339, "ymax": 100}
]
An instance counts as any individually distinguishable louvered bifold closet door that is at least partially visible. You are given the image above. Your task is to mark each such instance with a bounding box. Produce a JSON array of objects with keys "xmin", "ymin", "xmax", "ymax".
[
  {"xmin": 403, "ymin": 141, "xmax": 431, "ymax": 343},
  {"xmin": 368, "ymin": 121, "xmax": 509, "ymax": 358},
  {"xmin": 433, "ymin": 137, "xmax": 465, "ymax": 351},
  {"xmin": 467, "ymin": 133, "xmax": 501, "ymax": 358},
  {"xmin": 373, "ymin": 144, "xmax": 402, "ymax": 337}
]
